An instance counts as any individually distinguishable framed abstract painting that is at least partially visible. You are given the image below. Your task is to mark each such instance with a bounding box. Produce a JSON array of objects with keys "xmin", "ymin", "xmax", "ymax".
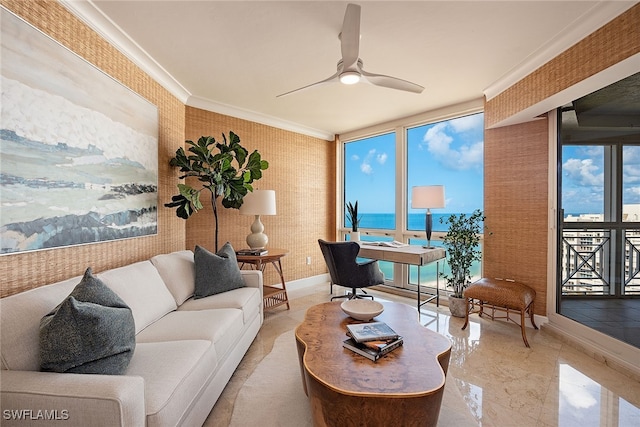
[{"xmin": 0, "ymin": 7, "xmax": 159, "ymax": 254}]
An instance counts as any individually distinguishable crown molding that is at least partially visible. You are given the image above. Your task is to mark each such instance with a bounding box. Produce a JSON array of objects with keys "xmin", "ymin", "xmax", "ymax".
[
  {"xmin": 484, "ymin": 1, "xmax": 637, "ymax": 101},
  {"xmin": 186, "ymin": 96, "xmax": 334, "ymax": 141},
  {"xmin": 60, "ymin": 0, "xmax": 192, "ymax": 103}
]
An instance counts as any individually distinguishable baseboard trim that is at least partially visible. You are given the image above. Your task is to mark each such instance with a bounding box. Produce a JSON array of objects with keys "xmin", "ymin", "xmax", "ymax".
[{"xmin": 285, "ymin": 274, "xmax": 330, "ymax": 298}]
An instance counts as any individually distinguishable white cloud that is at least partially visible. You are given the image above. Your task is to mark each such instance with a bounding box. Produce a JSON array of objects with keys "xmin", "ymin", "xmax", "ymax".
[
  {"xmin": 423, "ymin": 122, "xmax": 482, "ymax": 170},
  {"xmin": 351, "ymin": 154, "xmax": 360, "ymax": 161},
  {"xmin": 360, "ymin": 162, "xmax": 373, "ymax": 174},
  {"xmin": 625, "ymin": 186, "xmax": 640, "ymax": 197},
  {"xmin": 624, "ymin": 164, "xmax": 640, "ymax": 183},
  {"xmin": 448, "ymin": 114, "xmax": 484, "ymax": 133},
  {"xmin": 358, "ymin": 148, "xmax": 388, "ymax": 175},
  {"xmin": 563, "ymin": 158, "xmax": 603, "ymax": 186}
]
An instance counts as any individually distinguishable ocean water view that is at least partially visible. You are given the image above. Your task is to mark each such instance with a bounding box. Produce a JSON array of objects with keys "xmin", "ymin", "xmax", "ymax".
[{"xmin": 350, "ymin": 212, "xmax": 481, "ymax": 232}]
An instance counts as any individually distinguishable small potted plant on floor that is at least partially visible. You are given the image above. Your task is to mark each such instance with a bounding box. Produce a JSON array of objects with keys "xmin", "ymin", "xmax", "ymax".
[
  {"xmin": 440, "ymin": 209, "xmax": 485, "ymax": 317},
  {"xmin": 346, "ymin": 201, "xmax": 361, "ymax": 241}
]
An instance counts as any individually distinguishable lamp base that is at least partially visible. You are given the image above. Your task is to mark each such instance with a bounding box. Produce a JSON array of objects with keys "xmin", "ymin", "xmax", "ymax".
[
  {"xmin": 424, "ymin": 211, "xmax": 434, "ymax": 250},
  {"xmin": 246, "ymin": 233, "xmax": 268, "ymax": 249},
  {"xmin": 246, "ymin": 215, "xmax": 268, "ymax": 249}
]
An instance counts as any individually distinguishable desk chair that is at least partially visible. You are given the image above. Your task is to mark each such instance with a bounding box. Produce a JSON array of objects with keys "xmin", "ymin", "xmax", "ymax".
[{"xmin": 318, "ymin": 239, "xmax": 385, "ymax": 300}]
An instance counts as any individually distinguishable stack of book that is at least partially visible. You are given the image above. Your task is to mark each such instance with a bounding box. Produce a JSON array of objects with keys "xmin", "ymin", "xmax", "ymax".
[
  {"xmin": 236, "ymin": 248, "xmax": 268, "ymax": 256},
  {"xmin": 343, "ymin": 321, "xmax": 403, "ymax": 362}
]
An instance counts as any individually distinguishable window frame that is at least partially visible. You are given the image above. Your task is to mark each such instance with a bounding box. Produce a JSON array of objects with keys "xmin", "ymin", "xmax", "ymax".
[{"xmin": 338, "ymin": 99, "xmax": 484, "ymax": 291}]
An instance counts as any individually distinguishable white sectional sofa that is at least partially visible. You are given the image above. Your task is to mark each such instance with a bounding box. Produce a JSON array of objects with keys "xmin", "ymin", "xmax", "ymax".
[{"xmin": 0, "ymin": 249, "xmax": 263, "ymax": 426}]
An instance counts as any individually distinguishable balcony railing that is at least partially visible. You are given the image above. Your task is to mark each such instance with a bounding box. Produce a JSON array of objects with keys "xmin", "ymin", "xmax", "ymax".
[{"xmin": 561, "ymin": 229, "xmax": 640, "ymax": 296}]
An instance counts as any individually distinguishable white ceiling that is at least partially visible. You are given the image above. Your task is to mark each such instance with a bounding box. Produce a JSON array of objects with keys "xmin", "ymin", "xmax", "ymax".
[{"xmin": 63, "ymin": 1, "xmax": 637, "ymax": 139}]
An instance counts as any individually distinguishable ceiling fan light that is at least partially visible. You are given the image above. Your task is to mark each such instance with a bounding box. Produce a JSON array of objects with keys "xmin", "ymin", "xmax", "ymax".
[{"xmin": 340, "ymin": 71, "xmax": 360, "ymax": 85}]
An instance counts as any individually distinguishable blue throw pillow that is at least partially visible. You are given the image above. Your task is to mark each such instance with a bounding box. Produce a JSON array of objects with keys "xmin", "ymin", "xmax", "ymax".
[
  {"xmin": 194, "ymin": 243, "xmax": 245, "ymax": 298},
  {"xmin": 39, "ymin": 268, "xmax": 135, "ymax": 375}
]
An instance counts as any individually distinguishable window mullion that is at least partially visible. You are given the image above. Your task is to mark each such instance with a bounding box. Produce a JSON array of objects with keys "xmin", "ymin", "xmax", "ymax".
[{"xmin": 394, "ymin": 125, "xmax": 408, "ymax": 286}]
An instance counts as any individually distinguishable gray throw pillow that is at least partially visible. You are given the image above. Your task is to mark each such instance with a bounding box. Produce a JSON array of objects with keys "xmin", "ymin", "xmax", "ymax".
[
  {"xmin": 194, "ymin": 243, "xmax": 245, "ymax": 299},
  {"xmin": 39, "ymin": 268, "xmax": 136, "ymax": 375}
]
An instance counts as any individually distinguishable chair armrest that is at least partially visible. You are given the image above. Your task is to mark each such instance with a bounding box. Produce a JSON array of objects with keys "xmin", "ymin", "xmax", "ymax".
[
  {"xmin": 1, "ymin": 370, "xmax": 145, "ymax": 427},
  {"xmin": 240, "ymin": 270, "xmax": 263, "ymax": 289}
]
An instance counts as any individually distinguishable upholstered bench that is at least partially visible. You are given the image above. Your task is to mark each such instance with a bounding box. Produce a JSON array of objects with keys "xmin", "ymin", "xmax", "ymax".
[{"xmin": 461, "ymin": 278, "xmax": 538, "ymax": 347}]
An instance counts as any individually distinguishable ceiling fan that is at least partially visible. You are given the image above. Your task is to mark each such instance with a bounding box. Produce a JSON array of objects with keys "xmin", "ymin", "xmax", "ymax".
[{"xmin": 277, "ymin": 3, "xmax": 424, "ymax": 97}]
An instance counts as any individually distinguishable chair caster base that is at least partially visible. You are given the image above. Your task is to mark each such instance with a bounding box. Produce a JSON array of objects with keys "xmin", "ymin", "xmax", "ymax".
[{"xmin": 331, "ymin": 292, "xmax": 374, "ymax": 301}]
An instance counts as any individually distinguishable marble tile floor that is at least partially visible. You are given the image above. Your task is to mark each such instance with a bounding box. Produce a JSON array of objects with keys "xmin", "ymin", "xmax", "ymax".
[{"xmin": 204, "ymin": 283, "xmax": 640, "ymax": 427}]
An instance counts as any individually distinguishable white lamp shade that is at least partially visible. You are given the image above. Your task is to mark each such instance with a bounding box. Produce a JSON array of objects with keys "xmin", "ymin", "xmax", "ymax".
[
  {"xmin": 239, "ymin": 190, "xmax": 276, "ymax": 215},
  {"xmin": 411, "ymin": 185, "xmax": 445, "ymax": 209}
]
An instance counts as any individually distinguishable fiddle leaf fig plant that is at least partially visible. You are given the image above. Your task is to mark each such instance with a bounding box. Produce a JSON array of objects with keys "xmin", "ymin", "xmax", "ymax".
[{"xmin": 165, "ymin": 132, "xmax": 269, "ymax": 251}]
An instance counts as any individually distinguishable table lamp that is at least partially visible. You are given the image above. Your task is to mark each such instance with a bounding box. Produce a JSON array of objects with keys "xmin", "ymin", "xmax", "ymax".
[
  {"xmin": 239, "ymin": 189, "xmax": 276, "ymax": 249},
  {"xmin": 411, "ymin": 185, "xmax": 445, "ymax": 248}
]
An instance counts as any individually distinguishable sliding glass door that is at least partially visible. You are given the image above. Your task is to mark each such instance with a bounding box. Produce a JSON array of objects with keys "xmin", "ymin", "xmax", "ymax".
[{"xmin": 557, "ymin": 72, "xmax": 640, "ymax": 348}]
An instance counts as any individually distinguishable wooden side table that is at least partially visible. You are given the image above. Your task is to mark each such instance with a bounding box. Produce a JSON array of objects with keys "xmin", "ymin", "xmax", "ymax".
[{"xmin": 236, "ymin": 248, "xmax": 290, "ymax": 311}]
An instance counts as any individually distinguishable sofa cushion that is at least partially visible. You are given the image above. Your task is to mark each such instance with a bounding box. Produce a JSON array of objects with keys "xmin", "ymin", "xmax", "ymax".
[
  {"xmin": 125, "ymin": 340, "xmax": 217, "ymax": 426},
  {"xmin": 136, "ymin": 309, "xmax": 244, "ymax": 360},
  {"xmin": 179, "ymin": 287, "xmax": 261, "ymax": 324},
  {"xmin": 98, "ymin": 261, "xmax": 177, "ymax": 334},
  {"xmin": 150, "ymin": 250, "xmax": 195, "ymax": 305},
  {"xmin": 39, "ymin": 268, "xmax": 136, "ymax": 374},
  {"xmin": 1, "ymin": 276, "xmax": 79, "ymax": 371},
  {"xmin": 194, "ymin": 243, "xmax": 245, "ymax": 299}
]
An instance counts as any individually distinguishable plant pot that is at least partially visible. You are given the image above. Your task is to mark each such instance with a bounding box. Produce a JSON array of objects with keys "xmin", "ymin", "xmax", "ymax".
[
  {"xmin": 350, "ymin": 231, "xmax": 360, "ymax": 242},
  {"xmin": 448, "ymin": 295, "xmax": 468, "ymax": 318}
]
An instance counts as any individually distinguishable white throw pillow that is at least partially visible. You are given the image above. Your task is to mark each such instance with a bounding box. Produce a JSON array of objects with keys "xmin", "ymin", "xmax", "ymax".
[{"xmin": 150, "ymin": 250, "xmax": 196, "ymax": 305}]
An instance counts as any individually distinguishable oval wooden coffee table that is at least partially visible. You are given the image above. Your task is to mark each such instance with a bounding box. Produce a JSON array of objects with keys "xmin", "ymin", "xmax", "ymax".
[{"xmin": 295, "ymin": 301, "xmax": 451, "ymax": 427}]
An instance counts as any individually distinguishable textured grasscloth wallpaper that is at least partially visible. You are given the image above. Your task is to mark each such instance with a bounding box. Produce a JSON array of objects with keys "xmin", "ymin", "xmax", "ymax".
[{"xmin": 484, "ymin": 119, "xmax": 549, "ymax": 314}]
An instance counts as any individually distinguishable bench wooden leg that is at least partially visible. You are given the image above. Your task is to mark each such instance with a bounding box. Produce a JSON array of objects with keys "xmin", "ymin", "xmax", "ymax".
[
  {"xmin": 519, "ymin": 301, "xmax": 539, "ymax": 347},
  {"xmin": 529, "ymin": 302, "xmax": 538, "ymax": 330},
  {"xmin": 520, "ymin": 309, "xmax": 530, "ymax": 348}
]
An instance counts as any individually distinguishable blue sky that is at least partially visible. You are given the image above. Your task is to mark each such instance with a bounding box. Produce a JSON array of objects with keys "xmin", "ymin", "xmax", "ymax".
[
  {"xmin": 345, "ymin": 112, "xmax": 484, "ymax": 214},
  {"xmin": 562, "ymin": 145, "xmax": 640, "ymax": 215}
]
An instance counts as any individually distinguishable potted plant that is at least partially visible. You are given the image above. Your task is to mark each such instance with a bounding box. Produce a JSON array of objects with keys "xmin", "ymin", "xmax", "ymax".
[
  {"xmin": 164, "ymin": 132, "xmax": 269, "ymax": 251},
  {"xmin": 440, "ymin": 209, "xmax": 485, "ymax": 317},
  {"xmin": 346, "ymin": 201, "xmax": 361, "ymax": 241}
]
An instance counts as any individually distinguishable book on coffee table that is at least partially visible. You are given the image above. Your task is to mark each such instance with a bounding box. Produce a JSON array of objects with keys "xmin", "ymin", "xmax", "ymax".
[
  {"xmin": 342, "ymin": 336, "xmax": 404, "ymax": 362},
  {"xmin": 346, "ymin": 321, "xmax": 399, "ymax": 343}
]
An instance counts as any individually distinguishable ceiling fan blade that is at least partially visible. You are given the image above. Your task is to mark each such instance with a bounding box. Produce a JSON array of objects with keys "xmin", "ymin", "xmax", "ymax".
[
  {"xmin": 340, "ymin": 3, "xmax": 361, "ymax": 69},
  {"xmin": 361, "ymin": 69, "xmax": 424, "ymax": 94},
  {"xmin": 276, "ymin": 71, "xmax": 340, "ymax": 97}
]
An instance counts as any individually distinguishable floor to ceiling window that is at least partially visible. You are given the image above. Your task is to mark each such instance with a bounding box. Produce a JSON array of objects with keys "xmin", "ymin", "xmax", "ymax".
[
  {"xmin": 344, "ymin": 131, "xmax": 396, "ymax": 280},
  {"xmin": 557, "ymin": 71, "xmax": 640, "ymax": 349},
  {"xmin": 341, "ymin": 108, "xmax": 484, "ymax": 294}
]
